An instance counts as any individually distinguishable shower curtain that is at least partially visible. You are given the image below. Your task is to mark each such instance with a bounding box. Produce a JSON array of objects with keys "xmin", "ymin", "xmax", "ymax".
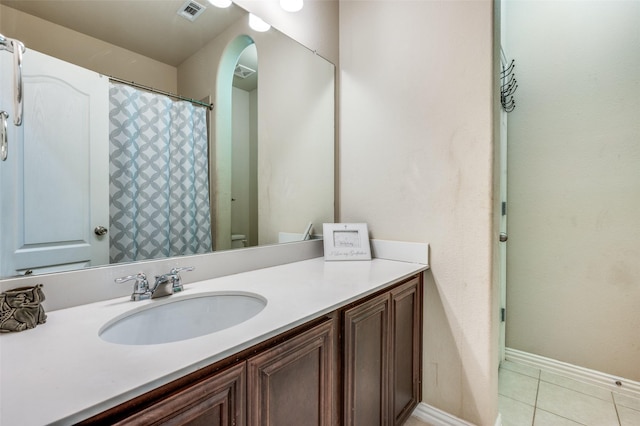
[{"xmin": 108, "ymin": 83, "xmax": 212, "ymax": 263}]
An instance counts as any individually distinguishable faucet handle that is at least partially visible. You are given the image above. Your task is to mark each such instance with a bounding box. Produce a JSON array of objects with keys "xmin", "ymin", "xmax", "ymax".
[
  {"xmin": 170, "ymin": 266, "xmax": 195, "ymax": 275},
  {"xmin": 115, "ymin": 272, "xmax": 151, "ymax": 301},
  {"xmin": 168, "ymin": 266, "xmax": 194, "ymax": 293}
]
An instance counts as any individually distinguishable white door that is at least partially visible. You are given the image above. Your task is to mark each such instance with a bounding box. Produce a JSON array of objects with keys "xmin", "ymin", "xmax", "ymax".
[
  {"xmin": 0, "ymin": 49, "xmax": 109, "ymax": 277},
  {"xmin": 0, "ymin": 51, "xmax": 11, "ymax": 274},
  {"xmin": 498, "ymin": 48, "xmax": 509, "ymax": 364},
  {"xmin": 499, "ymin": 105, "xmax": 508, "ymax": 363}
]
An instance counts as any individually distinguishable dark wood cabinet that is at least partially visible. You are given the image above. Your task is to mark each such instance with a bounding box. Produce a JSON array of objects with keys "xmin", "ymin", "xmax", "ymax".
[
  {"xmin": 343, "ymin": 292, "xmax": 390, "ymax": 426},
  {"xmin": 343, "ymin": 276, "xmax": 422, "ymax": 426},
  {"xmin": 80, "ymin": 274, "xmax": 422, "ymax": 426},
  {"xmin": 113, "ymin": 362, "xmax": 246, "ymax": 426},
  {"xmin": 390, "ymin": 278, "xmax": 422, "ymax": 426},
  {"xmin": 247, "ymin": 315, "xmax": 337, "ymax": 426}
]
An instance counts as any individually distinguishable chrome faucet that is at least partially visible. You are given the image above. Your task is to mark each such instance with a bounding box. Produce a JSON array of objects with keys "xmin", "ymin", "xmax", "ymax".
[
  {"xmin": 115, "ymin": 266, "xmax": 195, "ymax": 301},
  {"xmin": 115, "ymin": 272, "xmax": 152, "ymax": 301},
  {"xmin": 152, "ymin": 266, "xmax": 195, "ymax": 297}
]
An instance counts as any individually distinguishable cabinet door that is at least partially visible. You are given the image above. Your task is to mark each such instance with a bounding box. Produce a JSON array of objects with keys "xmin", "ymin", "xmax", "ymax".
[
  {"xmin": 343, "ymin": 293, "xmax": 390, "ymax": 426},
  {"xmin": 247, "ymin": 317, "xmax": 337, "ymax": 426},
  {"xmin": 390, "ymin": 278, "xmax": 422, "ymax": 426},
  {"xmin": 114, "ymin": 362, "xmax": 246, "ymax": 426}
]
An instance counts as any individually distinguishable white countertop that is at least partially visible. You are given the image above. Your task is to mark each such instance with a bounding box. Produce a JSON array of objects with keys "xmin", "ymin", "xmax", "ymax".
[{"xmin": 0, "ymin": 257, "xmax": 426, "ymax": 426}]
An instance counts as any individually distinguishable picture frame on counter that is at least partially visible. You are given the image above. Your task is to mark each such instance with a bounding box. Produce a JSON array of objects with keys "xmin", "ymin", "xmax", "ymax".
[{"xmin": 323, "ymin": 223, "xmax": 372, "ymax": 261}]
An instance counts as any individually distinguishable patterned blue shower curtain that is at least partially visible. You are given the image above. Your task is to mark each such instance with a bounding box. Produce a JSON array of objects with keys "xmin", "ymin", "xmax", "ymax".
[{"xmin": 108, "ymin": 83, "xmax": 212, "ymax": 263}]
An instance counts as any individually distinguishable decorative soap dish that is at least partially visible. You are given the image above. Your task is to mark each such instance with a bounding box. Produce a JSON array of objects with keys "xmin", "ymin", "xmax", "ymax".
[{"xmin": 0, "ymin": 284, "xmax": 47, "ymax": 332}]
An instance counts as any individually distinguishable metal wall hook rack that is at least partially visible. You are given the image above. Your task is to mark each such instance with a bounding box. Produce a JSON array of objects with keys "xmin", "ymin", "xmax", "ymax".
[{"xmin": 501, "ymin": 58, "xmax": 517, "ymax": 113}]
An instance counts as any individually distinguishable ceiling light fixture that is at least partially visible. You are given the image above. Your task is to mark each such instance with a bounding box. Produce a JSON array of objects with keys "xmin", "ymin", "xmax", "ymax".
[
  {"xmin": 249, "ymin": 13, "xmax": 271, "ymax": 32},
  {"xmin": 280, "ymin": 0, "xmax": 303, "ymax": 12},
  {"xmin": 207, "ymin": 0, "xmax": 232, "ymax": 8}
]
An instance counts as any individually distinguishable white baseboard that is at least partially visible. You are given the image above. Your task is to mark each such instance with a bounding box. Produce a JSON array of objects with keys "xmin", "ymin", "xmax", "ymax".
[
  {"xmin": 411, "ymin": 402, "xmax": 476, "ymax": 426},
  {"xmin": 505, "ymin": 348, "xmax": 640, "ymax": 399}
]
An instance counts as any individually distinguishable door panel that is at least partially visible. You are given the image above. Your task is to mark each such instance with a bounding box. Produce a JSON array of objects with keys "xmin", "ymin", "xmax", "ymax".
[
  {"xmin": 390, "ymin": 279, "xmax": 421, "ymax": 426},
  {"xmin": 0, "ymin": 49, "xmax": 108, "ymax": 276},
  {"xmin": 343, "ymin": 293, "xmax": 390, "ymax": 426},
  {"xmin": 114, "ymin": 363, "xmax": 246, "ymax": 426},
  {"xmin": 247, "ymin": 318, "xmax": 336, "ymax": 426},
  {"xmin": 499, "ymin": 48, "xmax": 509, "ymax": 363}
]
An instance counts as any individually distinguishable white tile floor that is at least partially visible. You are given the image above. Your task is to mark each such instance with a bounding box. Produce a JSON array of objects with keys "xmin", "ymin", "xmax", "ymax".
[{"xmin": 500, "ymin": 360, "xmax": 640, "ymax": 426}]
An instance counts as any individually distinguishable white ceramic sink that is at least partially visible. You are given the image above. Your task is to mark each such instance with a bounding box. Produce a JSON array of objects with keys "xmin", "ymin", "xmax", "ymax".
[{"xmin": 99, "ymin": 292, "xmax": 267, "ymax": 345}]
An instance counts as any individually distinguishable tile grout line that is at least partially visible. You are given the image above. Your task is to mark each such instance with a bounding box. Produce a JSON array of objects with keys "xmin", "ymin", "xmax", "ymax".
[
  {"xmin": 537, "ymin": 372, "xmax": 622, "ymax": 403},
  {"xmin": 533, "ymin": 371, "xmax": 592, "ymax": 426},
  {"xmin": 544, "ymin": 365, "xmax": 618, "ymax": 425},
  {"xmin": 611, "ymin": 390, "xmax": 622, "ymax": 426},
  {"xmin": 531, "ymin": 368, "xmax": 541, "ymax": 426}
]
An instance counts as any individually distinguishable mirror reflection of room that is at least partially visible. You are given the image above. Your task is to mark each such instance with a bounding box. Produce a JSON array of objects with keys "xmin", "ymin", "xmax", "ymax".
[
  {"xmin": 231, "ymin": 43, "xmax": 258, "ymax": 250},
  {"xmin": 0, "ymin": 0, "xmax": 334, "ymax": 278}
]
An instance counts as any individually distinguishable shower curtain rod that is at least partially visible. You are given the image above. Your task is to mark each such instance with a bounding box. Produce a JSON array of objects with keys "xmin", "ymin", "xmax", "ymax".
[{"xmin": 108, "ymin": 76, "xmax": 213, "ymax": 110}]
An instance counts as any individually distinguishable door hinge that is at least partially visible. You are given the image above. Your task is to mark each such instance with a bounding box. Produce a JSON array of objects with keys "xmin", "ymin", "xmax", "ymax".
[
  {"xmin": 501, "ymin": 201, "xmax": 507, "ymax": 216},
  {"xmin": 501, "ymin": 308, "xmax": 506, "ymax": 322}
]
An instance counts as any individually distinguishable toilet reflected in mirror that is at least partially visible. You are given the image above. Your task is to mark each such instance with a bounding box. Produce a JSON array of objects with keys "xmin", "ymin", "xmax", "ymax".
[{"xmin": 231, "ymin": 234, "xmax": 248, "ymax": 249}]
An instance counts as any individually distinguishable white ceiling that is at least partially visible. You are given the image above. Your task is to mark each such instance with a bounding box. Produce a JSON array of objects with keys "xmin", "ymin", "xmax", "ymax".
[{"xmin": 1, "ymin": 0, "xmax": 247, "ymax": 66}]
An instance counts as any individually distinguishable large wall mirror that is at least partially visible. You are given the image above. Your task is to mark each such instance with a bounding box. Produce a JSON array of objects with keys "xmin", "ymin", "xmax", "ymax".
[{"xmin": 0, "ymin": 0, "xmax": 335, "ymax": 279}]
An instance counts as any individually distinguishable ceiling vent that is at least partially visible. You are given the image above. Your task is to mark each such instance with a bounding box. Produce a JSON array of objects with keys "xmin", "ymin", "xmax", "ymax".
[
  {"xmin": 234, "ymin": 64, "xmax": 256, "ymax": 79},
  {"xmin": 178, "ymin": 0, "xmax": 207, "ymax": 22}
]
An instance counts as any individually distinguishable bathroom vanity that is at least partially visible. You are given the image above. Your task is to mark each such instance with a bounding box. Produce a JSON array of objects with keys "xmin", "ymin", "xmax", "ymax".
[
  {"xmin": 81, "ymin": 274, "xmax": 421, "ymax": 426},
  {"xmin": 0, "ymin": 249, "xmax": 427, "ymax": 426}
]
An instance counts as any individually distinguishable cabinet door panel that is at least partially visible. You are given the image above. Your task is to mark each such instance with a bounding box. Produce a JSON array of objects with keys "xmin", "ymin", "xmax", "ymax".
[
  {"xmin": 343, "ymin": 293, "xmax": 390, "ymax": 426},
  {"xmin": 390, "ymin": 278, "xmax": 421, "ymax": 426},
  {"xmin": 114, "ymin": 363, "xmax": 245, "ymax": 426},
  {"xmin": 247, "ymin": 318, "xmax": 336, "ymax": 426}
]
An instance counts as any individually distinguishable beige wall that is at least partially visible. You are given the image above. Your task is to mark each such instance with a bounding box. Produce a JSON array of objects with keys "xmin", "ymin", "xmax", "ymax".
[
  {"xmin": 255, "ymin": 35, "xmax": 335, "ymax": 244},
  {"xmin": 0, "ymin": 5, "xmax": 177, "ymax": 92},
  {"xmin": 178, "ymin": 15, "xmax": 335, "ymax": 249},
  {"xmin": 339, "ymin": 1, "xmax": 497, "ymax": 424},
  {"xmin": 505, "ymin": 1, "xmax": 640, "ymax": 381}
]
